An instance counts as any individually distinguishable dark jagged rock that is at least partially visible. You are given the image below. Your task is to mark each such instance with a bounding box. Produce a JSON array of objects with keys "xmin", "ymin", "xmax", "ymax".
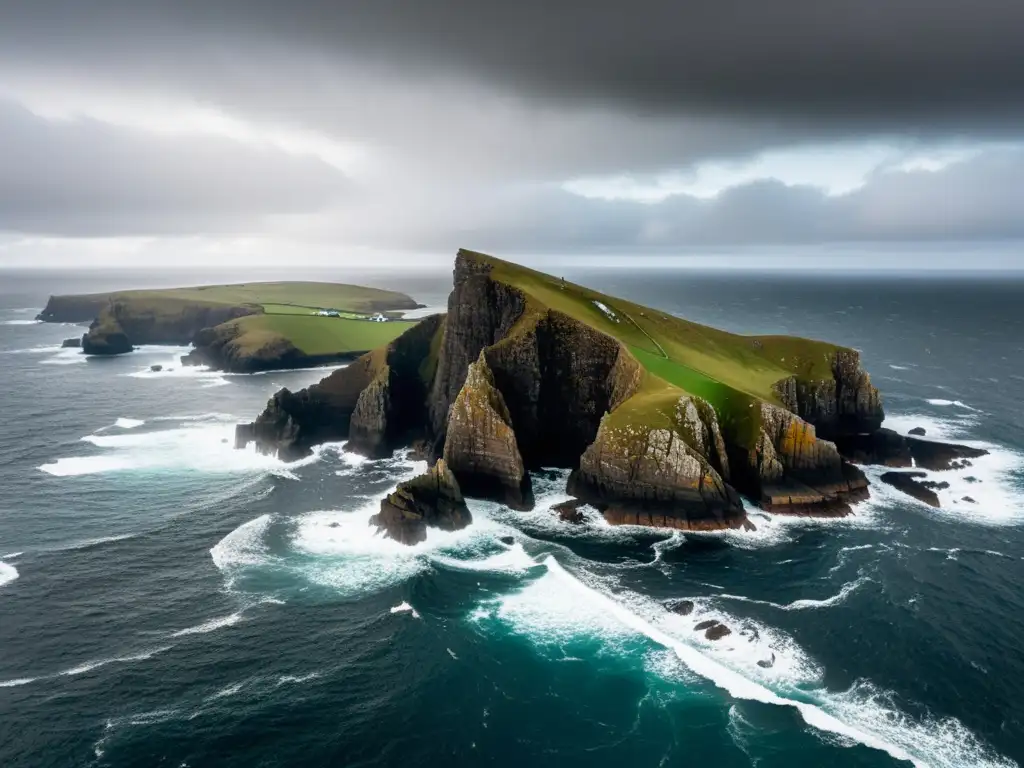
[
  {"xmin": 909, "ymin": 427, "xmax": 927, "ymax": 436},
  {"xmin": 962, "ymin": 496, "xmax": 977, "ymax": 504},
  {"xmin": 965, "ymin": 476, "xmax": 980, "ymax": 484},
  {"xmin": 499, "ymin": 535, "xmax": 515, "ymax": 545},
  {"xmin": 442, "ymin": 353, "xmax": 533, "ymax": 509},
  {"xmin": 61, "ymin": 337, "xmax": 81, "ymax": 348},
  {"xmin": 694, "ymin": 619, "xmax": 732, "ymax": 640},
  {"xmin": 405, "ymin": 439, "xmax": 432, "ymax": 462},
  {"xmin": 369, "ymin": 459, "xmax": 472, "ymax": 545},
  {"xmin": 82, "ymin": 317, "xmax": 133, "ymax": 355},
  {"xmin": 880, "ymin": 471, "xmax": 940, "ymax": 507},
  {"xmin": 834, "ymin": 428, "xmax": 988, "ymax": 470},
  {"xmin": 758, "ymin": 653, "xmax": 777, "ymax": 669},
  {"xmin": 668, "ymin": 600, "xmax": 695, "ymax": 616},
  {"xmin": 150, "ymin": 364, "xmax": 163, "ymax": 372},
  {"xmin": 235, "ymin": 315, "xmax": 444, "ymax": 459},
  {"xmin": 921, "ymin": 480, "xmax": 951, "ymax": 491},
  {"xmin": 552, "ymin": 499, "xmax": 587, "ymax": 524}
]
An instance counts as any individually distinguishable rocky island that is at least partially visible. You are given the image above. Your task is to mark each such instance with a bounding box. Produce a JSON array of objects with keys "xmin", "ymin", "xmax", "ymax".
[
  {"xmin": 235, "ymin": 249, "xmax": 988, "ymax": 541},
  {"xmin": 37, "ymin": 282, "xmax": 422, "ymax": 372}
]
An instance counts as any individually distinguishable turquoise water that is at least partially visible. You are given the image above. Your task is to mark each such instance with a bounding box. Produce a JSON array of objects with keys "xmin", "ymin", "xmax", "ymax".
[{"xmin": 0, "ymin": 269, "xmax": 1022, "ymax": 767}]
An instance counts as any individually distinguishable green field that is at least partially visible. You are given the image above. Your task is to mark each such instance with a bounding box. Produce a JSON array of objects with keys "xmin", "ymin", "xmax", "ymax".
[
  {"xmin": 229, "ymin": 314, "xmax": 418, "ymax": 356},
  {"xmin": 102, "ymin": 281, "xmax": 419, "ymax": 315},
  {"xmin": 468, "ymin": 250, "xmax": 847, "ymax": 447}
]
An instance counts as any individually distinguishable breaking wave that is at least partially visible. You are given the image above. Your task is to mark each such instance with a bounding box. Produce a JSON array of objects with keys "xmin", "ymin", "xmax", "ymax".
[{"xmin": 0, "ymin": 561, "xmax": 19, "ymax": 589}]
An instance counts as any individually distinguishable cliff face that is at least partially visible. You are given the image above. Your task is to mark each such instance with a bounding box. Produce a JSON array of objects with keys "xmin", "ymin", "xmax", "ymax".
[
  {"xmin": 235, "ymin": 314, "xmax": 444, "ymax": 459},
  {"xmin": 82, "ymin": 316, "xmax": 133, "ymax": 355},
  {"xmin": 569, "ymin": 394, "xmax": 745, "ymax": 530},
  {"xmin": 442, "ymin": 354, "xmax": 532, "ymax": 509},
  {"xmin": 236, "ymin": 249, "xmax": 947, "ymax": 535},
  {"xmin": 774, "ymin": 350, "xmax": 884, "ymax": 438},
  {"xmin": 37, "ymin": 295, "xmax": 110, "ymax": 323}
]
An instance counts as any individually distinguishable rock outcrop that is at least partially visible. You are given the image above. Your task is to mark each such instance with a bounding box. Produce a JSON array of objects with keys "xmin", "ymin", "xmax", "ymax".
[
  {"xmin": 82, "ymin": 317, "xmax": 133, "ymax": 355},
  {"xmin": 61, "ymin": 337, "xmax": 81, "ymax": 348},
  {"xmin": 834, "ymin": 428, "xmax": 988, "ymax": 470},
  {"xmin": 730, "ymin": 403, "xmax": 869, "ymax": 515},
  {"xmin": 442, "ymin": 353, "xmax": 532, "ymax": 509},
  {"xmin": 369, "ymin": 459, "xmax": 471, "ymax": 544},
  {"xmin": 880, "ymin": 471, "xmax": 941, "ymax": 507},
  {"xmin": 235, "ymin": 314, "xmax": 444, "ymax": 459},
  {"xmin": 37, "ymin": 295, "xmax": 110, "ymax": 323}
]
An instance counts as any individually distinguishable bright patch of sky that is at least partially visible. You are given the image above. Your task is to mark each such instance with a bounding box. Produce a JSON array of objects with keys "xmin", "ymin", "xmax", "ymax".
[
  {"xmin": 562, "ymin": 141, "xmax": 992, "ymax": 203},
  {"xmin": 0, "ymin": 76, "xmax": 367, "ymax": 174}
]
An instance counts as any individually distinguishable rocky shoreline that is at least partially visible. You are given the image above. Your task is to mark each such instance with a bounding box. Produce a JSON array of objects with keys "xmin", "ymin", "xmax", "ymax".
[{"xmin": 235, "ymin": 249, "xmax": 989, "ymax": 544}]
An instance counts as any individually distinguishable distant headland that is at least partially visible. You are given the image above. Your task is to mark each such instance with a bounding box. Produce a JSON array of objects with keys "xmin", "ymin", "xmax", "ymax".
[{"xmin": 36, "ymin": 282, "xmax": 423, "ymax": 372}]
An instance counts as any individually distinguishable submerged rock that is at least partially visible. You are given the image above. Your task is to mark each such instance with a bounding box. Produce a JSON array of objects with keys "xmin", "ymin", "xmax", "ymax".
[
  {"xmin": 370, "ymin": 459, "xmax": 472, "ymax": 545},
  {"xmin": 694, "ymin": 619, "xmax": 732, "ymax": 641},
  {"xmin": 667, "ymin": 600, "xmax": 695, "ymax": 616},
  {"xmin": 880, "ymin": 471, "xmax": 940, "ymax": 507},
  {"xmin": 552, "ymin": 499, "xmax": 587, "ymax": 524}
]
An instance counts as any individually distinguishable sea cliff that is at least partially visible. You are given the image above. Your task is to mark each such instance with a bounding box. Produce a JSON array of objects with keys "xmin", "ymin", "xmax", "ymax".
[{"xmin": 235, "ymin": 248, "xmax": 961, "ymax": 542}]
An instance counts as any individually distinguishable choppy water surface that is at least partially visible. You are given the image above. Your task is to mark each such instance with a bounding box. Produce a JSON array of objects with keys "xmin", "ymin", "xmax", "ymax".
[{"xmin": 1, "ymin": 268, "xmax": 1022, "ymax": 768}]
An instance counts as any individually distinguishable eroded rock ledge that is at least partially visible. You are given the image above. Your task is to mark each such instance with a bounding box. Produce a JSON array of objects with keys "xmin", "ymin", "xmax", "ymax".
[{"xmin": 236, "ymin": 249, "xmax": 980, "ymax": 542}]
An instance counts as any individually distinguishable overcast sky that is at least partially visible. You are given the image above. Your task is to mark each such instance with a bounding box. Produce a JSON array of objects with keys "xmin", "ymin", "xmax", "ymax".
[{"xmin": 0, "ymin": 0, "xmax": 1022, "ymax": 269}]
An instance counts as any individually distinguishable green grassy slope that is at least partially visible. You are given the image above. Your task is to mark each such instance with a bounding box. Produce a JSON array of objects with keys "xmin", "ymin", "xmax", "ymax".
[
  {"xmin": 67, "ymin": 281, "xmax": 418, "ymax": 315},
  {"xmin": 229, "ymin": 314, "xmax": 418, "ymax": 356},
  {"xmin": 468, "ymin": 250, "xmax": 849, "ymax": 447}
]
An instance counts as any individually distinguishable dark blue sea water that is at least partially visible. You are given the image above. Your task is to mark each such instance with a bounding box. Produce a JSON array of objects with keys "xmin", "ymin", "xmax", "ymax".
[{"xmin": 1, "ymin": 267, "xmax": 1023, "ymax": 768}]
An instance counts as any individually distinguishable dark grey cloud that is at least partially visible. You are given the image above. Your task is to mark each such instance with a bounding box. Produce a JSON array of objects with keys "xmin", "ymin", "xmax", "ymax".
[
  {"xmin": 0, "ymin": 100, "xmax": 348, "ymax": 235},
  {"xmin": 2, "ymin": 0, "xmax": 1023, "ymax": 131}
]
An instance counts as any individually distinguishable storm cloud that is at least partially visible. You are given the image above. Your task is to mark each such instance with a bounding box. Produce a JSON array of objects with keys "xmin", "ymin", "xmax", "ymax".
[{"xmin": 0, "ymin": 0, "xmax": 1021, "ymax": 261}]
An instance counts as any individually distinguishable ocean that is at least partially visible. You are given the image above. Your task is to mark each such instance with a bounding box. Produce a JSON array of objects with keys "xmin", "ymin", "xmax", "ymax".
[{"xmin": 1, "ymin": 266, "xmax": 1022, "ymax": 768}]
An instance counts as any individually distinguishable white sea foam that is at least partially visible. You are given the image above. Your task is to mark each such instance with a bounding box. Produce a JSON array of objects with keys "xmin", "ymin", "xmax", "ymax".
[
  {"xmin": 0, "ymin": 677, "xmax": 36, "ymax": 687},
  {"xmin": 860, "ymin": 446, "xmax": 1024, "ymax": 526},
  {"xmin": 171, "ymin": 613, "xmax": 244, "ymax": 637},
  {"xmin": 209, "ymin": 681, "xmax": 246, "ymax": 699},
  {"xmin": 0, "ymin": 551, "xmax": 23, "ymax": 560},
  {"xmin": 529, "ymin": 555, "xmax": 1011, "ymax": 768},
  {"xmin": 40, "ymin": 416, "xmax": 325, "ymax": 477},
  {"xmin": 882, "ymin": 411, "xmax": 977, "ymax": 442},
  {"xmin": 40, "ymin": 347, "xmax": 87, "ymax": 365},
  {"xmin": 276, "ymin": 672, "xmax": 321, "ymax": 685},
  {"xmin": 430, "ymin": 543, "xmax": 537, "ymax": 574},
  {"xmin": 61, "ymin": 646, "xmax": 172, "ymax": 676},
  {"xmin": 718, "ymin": 575, "xmax": 870, "ymax": 612},
  {"xmin": 0, "ymin": 561, "xmax": 19, "ymax": 588},
  {"xmin": 390, "ymin": 601, "xmax": 421, "ymax": 618},
  {"xmin": 113, "ymin": 418, "xmax": 145, "ymax": 429},
  {"xmin": 888, "ymin": 364, "xmax": 913, "ymax": 371},
  {"xmin": 211, "ymin": 514, "xmax": 274, "ymax": 572},
  {"xmin": 126, "ymin": 350, "xmax": 229, "ymax": 387},
  {"xmin": 1, "ymin": 319, "xmax": 41, "ymax": 325},
  {"xmin": 926, "ymin": 399, "xmax": 981, "ymax": 412}
]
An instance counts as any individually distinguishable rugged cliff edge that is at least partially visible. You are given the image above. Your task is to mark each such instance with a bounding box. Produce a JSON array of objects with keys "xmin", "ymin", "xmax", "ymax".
[{"xmin": 237, "ymin": 249, "xmax": 983, "ymax": 539}]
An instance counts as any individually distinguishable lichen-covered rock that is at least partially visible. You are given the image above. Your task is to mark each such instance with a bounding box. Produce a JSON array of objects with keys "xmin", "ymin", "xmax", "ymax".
[
  {"xmin": 569, "ymin": 394, "xmax": 745, "ymax": 530},
  {"xmin": 731, "ymin": 403, "xmax": 868, "ymax": 515},
  {"xmin": 442, "ymin": 353, "xmax": 532, "ymax": 509},
  {"xmin": 369, "ymin": 459, "xmax": 471, "ymax": 545}
]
